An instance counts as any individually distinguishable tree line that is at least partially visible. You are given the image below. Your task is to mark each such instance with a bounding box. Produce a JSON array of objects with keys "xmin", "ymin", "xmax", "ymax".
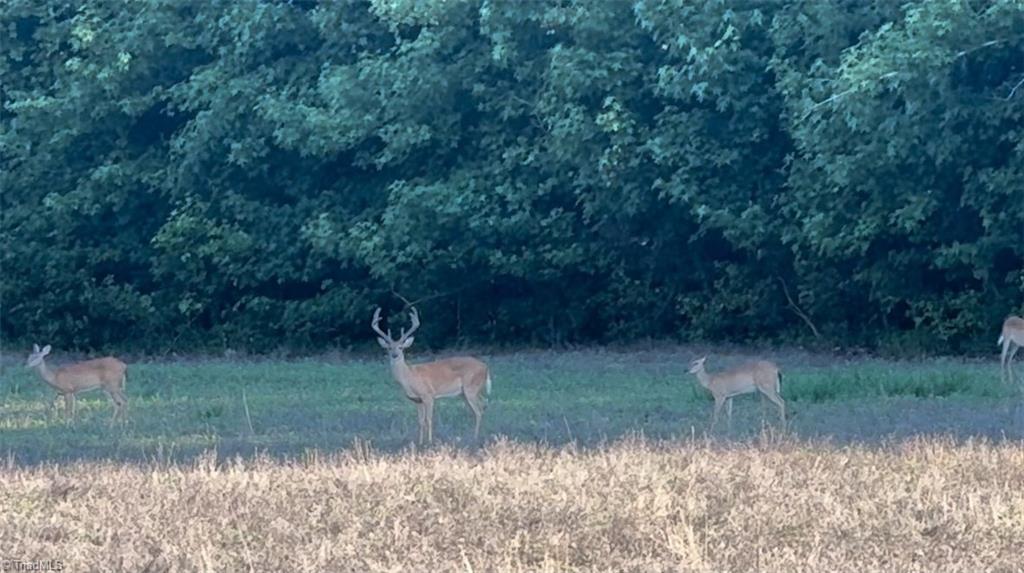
[{"xmin": 2, "ymin": 0, "xmax": 1022, "ymax": 354}]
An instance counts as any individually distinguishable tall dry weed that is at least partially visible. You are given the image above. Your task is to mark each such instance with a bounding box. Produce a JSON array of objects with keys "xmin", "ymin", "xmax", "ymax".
[{"xmin": 1, "ymin": 437, "xmax": 1022, "ymax": 572}]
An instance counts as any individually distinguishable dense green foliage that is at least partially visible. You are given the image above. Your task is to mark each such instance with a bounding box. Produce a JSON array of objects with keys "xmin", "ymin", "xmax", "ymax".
[{"xmin": 2, "ymin": 0, "xmax": 1022, "ymax": 353}]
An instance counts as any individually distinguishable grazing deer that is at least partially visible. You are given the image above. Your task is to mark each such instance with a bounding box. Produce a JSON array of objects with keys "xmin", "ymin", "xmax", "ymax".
[
  {"xmin": 25, "ymin": 344, "xmax": 128, "ymax": 423},
  {"xmin": 688, "ymin": 356, "xmax": 785, "ymax": 429},
  {"xmin": 999, "ymin": 316, "xmax": 1024, "ymax": 385},
  {"xmin": 372, "ymin": 307, "xmax": 491, "ymax": 444}
]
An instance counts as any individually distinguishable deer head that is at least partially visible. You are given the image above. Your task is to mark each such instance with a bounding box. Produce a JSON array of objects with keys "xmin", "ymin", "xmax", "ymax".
[{"xmin": 371, "ymin": 307, "xmax": 421, "ymax": 361}]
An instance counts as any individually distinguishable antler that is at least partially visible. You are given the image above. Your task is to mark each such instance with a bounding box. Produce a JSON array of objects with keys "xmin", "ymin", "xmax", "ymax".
[
  {"xmin": 373, "ymin": 306, "xmax": 421, "ymax": 344},
  {"xmin": 371, "ymin": 307, "xmax": 395, "ymax": 343},
  {"xmin": 398, "ymin": 307, "xmax": 420, "ymax": 343}
]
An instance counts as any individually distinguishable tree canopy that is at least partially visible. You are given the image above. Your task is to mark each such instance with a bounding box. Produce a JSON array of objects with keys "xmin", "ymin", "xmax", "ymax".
[{"xmin": 2, "ymin": 0, "xmax": 1022, "ymax": 354}]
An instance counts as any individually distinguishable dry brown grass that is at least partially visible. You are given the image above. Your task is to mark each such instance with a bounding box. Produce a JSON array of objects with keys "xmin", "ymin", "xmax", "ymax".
[{"xmin": 2, "ymin": 437, "xmax": 1023, "ymax": 572}]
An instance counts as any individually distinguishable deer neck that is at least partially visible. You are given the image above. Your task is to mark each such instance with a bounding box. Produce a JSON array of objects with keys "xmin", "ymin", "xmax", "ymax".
[
  {"xmin": 389, "ymin": 356, "xmax": 419, "ymax": 393},
  {"xmin": 34, "ymin": 359, "xmax": 60, "ymax": 389},
  {"xmin": 693, "ymin": 368, "xmax": 713, "ymax": 390}
]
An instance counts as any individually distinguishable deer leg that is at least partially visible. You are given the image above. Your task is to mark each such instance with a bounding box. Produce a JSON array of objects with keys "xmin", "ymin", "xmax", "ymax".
[
  {"xmin": 726, "ymin": 398, "xmax": 734, "ymax": 430},
  {"xmin": 106, "ymin": 391, "xmax": 117, "ymax": 425},
  {"xmin": 711, "ymin": 397, "xmax": 725, "ymax": 431},
  {"xmin": 415, "ymin": 403, "xmax": 426, "ymax": 444},
  {"xmin": 64, "ymin": 394, "xmax": 75, "ymax": 423},
  {"xmin": 1002, "ymin": 339, "xmax": 1012, "ymax": 385},
  {"xmin": 423, "ymin": 398, "xmax": 435, "ymax": 443},
  {"xmin": 49, "ymin": 393, "xmax": 62, "ymax": 419},
  {"xmin": 762, "ymin": 389, "xmax": 787, "ymax": 423},
  {"xmin": 107, "ymin": 390, "xmax": 127, "ymax": 425},
  {"xmin": 116, "ymin": 374, "xmax": 128, "ymax": 421},
  {"xmin": 464, "ymin": 391, "xmax": 484, "ymax": 440},
  {"xmin": 117, "ymin": 390, "xmax": 129, "ymax": 420},
  {"xmin": 1010, "ymin": 343, "xmax": 1021, "ymax": 385}
]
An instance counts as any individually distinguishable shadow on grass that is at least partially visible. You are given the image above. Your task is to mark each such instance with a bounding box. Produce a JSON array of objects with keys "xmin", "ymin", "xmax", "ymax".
[{"xmin": 3, "ymin": 396, "xmax": 1023, "ymax": 467}]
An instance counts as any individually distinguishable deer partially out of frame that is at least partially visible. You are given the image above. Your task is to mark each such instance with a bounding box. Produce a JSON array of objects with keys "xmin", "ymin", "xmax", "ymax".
[
  {"xmin": 24, "ymin": 344, "xmax": 128, "ymax": 423},
  {"xmin": 372, "ymin": 307, "xmax": 491, "ymax": 443},
  {"xmin": 999, "ymin": 316, "xmax": 1024, "ymax": 385},
  {"xmin": 688, "ymin": 356, "xmax": 785, "ymax": 430}
]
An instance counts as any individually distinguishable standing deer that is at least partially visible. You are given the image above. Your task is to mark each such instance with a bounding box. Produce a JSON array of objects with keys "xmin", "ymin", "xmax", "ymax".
[
  {"xmin": 999, "ymin": 316, "xmax": 1024, "ymax": 385},
  {"xmin": 688, "ymin": 356, "xmax": 785, "ymax": 430},
  {"xmin": 372, "ymin": 307, "xmax": 491, "ymax": 443},
  {"xmin": 24, "ymin": 344, "xmax": 128, "ymax": 423}
]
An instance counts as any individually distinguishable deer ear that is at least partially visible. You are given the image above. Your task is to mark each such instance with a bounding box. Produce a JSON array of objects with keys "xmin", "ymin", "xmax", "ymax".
[
  {"xmin": 42, "ymin": 345, "xmax": 51, "ymax": 355},
  {"xmin": 33, "ymin": 344, "xmax": 40, "ymax": 353},
  {"xmin": 377, "ymin": 337, "xmax": 389, "ymax": 349},
  {"xmin": 401, "ymin": 336, "xmax": 415, "ymax": 349}
]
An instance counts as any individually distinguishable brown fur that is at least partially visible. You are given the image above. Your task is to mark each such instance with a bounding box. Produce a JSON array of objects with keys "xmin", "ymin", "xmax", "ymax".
[
  {"xmin": 999, "ymin": 316, "xmax": 1024, "ymax": 385},
  {"xmin": 689, "ymin": 357, "xmax": 785, "ymax": 430},
  {"xmin": 373, "ymin": 308, "xmax": 491, "ymax": 443},
  {"xmin": 28, "ymin": 348, "xmax": 128, "ymax": 423}
]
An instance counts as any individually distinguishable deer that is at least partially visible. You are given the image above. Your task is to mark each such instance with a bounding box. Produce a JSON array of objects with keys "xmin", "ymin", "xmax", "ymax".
[
  {"xmin": 371, "ymin": 307, "xmax": 491, "ymax": 444},
  {"xmin": 24, "ymin": 344, "xmax": 128, "ymax": 423},
  {"xmin": 687, "ymin": 355, "xmax": 785, "ymax": 430},
  {"xmin": 999, "ymin": 316, "xmax": 1024, "ymax": 385}
]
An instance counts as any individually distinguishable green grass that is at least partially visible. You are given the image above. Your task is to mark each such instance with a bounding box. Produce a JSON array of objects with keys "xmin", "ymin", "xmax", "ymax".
[
  {"xmin": 0, "ymin": 350, "xmax": 1018, "ymax": 464},
  {"xmin": 783, "ymin": 359, "xmax": 1009, "ymax": 401}
]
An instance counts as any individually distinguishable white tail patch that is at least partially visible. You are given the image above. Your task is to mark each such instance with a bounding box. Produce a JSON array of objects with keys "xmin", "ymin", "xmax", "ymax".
[
  {"xmin": 486, "ymin": 374, "xmax": 492, "ymax": 394},
  {"xmin": 999, "ymin": 334, "xmax": 1004, "ymax": 346}
]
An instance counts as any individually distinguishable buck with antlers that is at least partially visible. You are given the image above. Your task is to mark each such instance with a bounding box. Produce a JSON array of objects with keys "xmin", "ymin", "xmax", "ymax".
[
  {"xmin": 688, "ymin": 355, "xmax": 786, "ymax": 430},
  {"xmin": 24, "ymin": 344, "xmax": 128, "ymax": 423},
  {"xmin": 372, "ymin": 307, "xmax": 491, "ymax": 443},
  {"xmin": 999, "ymin": 315, "xmax": 1024, "ymax": 385}
]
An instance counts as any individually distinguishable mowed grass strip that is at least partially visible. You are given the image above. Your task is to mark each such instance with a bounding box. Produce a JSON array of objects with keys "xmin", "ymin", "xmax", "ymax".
[
  {"xmin": 0, "ymin": 349, "xmax": 1017, "ymax": 463},
  {"xmin": 1, "ymin": 437, "xmax": 1022, "ymax": 572}
]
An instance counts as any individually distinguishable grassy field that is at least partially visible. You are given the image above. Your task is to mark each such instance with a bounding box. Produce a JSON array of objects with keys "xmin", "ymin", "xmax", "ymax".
[
  {"xmin": 0, "ymin": 348, "xmax": 1019, "ymax": 463},
  {"xmin": 2, "ymin": 348, "xmax": 1023, "ymax": 571}
]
